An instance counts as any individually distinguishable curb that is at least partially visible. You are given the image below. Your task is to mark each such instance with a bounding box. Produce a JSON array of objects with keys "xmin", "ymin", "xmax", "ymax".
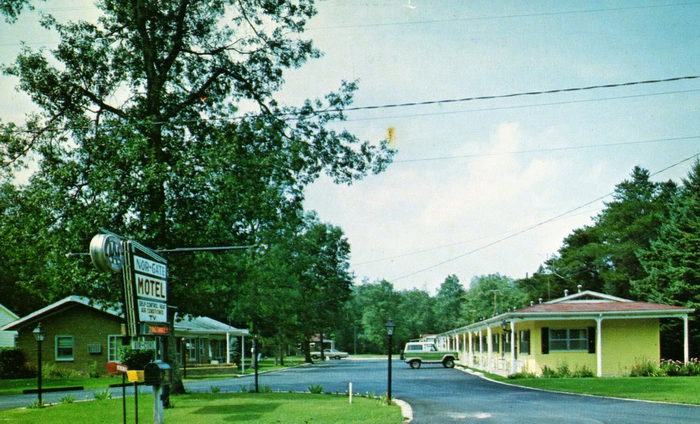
[
  {"xmin": 456, "ymin": 366, "xmax": 700, "ymax": 408},
  {"xmin": 393, "ymin": 398, "xmax": 413, "ymax": 423}
]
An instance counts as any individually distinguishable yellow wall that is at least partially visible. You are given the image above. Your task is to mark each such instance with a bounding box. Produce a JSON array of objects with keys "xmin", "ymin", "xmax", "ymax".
[
  {"xmin": 460, "ymin": 318, "xmax": 660, "ymax": 376},
  {"xmin": 521, "ymin": 320, "xmax": 597, "ymax": 375},
  {"xmin": 601, "ymin": 318, "xmax": 659, "ymax": 375}
]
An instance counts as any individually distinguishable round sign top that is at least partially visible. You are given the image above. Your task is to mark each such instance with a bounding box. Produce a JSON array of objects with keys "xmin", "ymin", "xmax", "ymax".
[{"xmin": 90, "ymin": 234, "xmax": 124, "ymax": 273}]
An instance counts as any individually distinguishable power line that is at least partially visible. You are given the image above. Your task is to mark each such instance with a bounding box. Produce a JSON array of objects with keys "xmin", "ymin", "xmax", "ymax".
[
  {"xmin": 394, "ymin": 135, "xmax": 700, "ymax": 164},
  {"xmin": 388, "ymin": 151, "xmax": 700, "ymax": 282},
  {"xmin": 5, "ymin": 76, "xmax": 700, "ymax": 135},
  {"xmin": 353, "ymin": 206, "xmax": 604, "ymax": 267},
  {"xmin": 338, "ymin": 76, "xmax": 700, "ymax": 115},
  {"xmin": 343, "ymin": 88, "xmax": 700, "ymax": 123},
  {"xmin": 308, "ymin": 1, "xmax": 700, "ymax": 31}
]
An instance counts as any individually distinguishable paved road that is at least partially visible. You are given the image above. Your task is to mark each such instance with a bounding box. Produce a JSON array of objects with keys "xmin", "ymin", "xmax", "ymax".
[
  {"xmin": 3, "ymin": 359, "xmax": 700, "ymax": 423},
  {"xmin": 194, "ymin": 359, "xmax": 700, "ymax": 424}
]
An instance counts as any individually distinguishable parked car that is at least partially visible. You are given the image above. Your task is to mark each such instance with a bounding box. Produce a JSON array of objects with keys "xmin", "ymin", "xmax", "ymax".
[
  {"xmin": 402, "ymin": 341, "xmax": 458, "ymax": 369},
  {"xmin": 311, "ymin": 348, "xmax": 349, "ymax": 360}
]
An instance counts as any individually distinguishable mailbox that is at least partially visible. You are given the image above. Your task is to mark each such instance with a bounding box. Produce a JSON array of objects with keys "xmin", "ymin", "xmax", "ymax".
[{"xmin": 144, "ymin": 361, "xmax": 172, "ymax": 386}]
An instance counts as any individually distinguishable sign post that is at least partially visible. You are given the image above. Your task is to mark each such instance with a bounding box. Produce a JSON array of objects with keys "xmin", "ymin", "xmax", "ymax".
[{"xmin": 92, "ymin": 232, "xmax": 169, "ymax": 424}]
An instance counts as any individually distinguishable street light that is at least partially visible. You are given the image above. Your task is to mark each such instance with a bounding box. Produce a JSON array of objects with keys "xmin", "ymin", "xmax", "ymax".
[
  {"xmin": 32, "ymin": 323, "xmax": 46, "ymax": 407},
  {"xmin": 385, "ymin": 320, "xmax": 395, "ymax": 405}
]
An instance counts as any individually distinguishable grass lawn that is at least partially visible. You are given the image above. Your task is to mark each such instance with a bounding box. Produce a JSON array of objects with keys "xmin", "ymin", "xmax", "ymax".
[
  {"xmin": 0, "ymin": 392, "xmax": 404, "ymax": 424},
  {"xmin": 0, "ymin": 376, "xmax": 123, "ymax": 396},
  {"xmin": 502, "ymin": 376, "xmax": 700, "ymax": 405}
]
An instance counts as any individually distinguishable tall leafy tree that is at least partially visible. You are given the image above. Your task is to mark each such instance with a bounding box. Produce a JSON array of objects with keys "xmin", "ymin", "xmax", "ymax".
[
  {"xmin": 0, "ymin": 1, "xmax": 392, "ymax": 308},
  {"xmin": 0, "ymin": 0, "xmax": 393, "ymax": 394},
  {"xmin": 461, "ymin": 274, "xmax": 526, "ymax": 323},
  {"xmin": 592, "ymin": 167, "xmax": 677, "ymax": 297},
  {"xmin": 352, "ymin": 280, "xmax": 400, "ymax": 353},
  {"xmin": 632, "ymin": 161, "xmax": 700, "ymax": 358},
  {"xmin": 433, "ymin": 274, "xmax": 465, "ymax": 332}
]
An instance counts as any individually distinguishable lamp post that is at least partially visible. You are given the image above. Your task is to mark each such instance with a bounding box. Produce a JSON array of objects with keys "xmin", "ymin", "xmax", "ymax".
[
  {"xmin": 385, "ymin": 320, "xmax": 395, "ymax": 405},
  {"xmin": 32, "ymin": 323, "xmax": 46, "ymax": 407}
]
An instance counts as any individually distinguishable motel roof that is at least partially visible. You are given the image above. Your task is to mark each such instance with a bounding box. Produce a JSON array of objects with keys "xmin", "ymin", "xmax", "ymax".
[{"xmin": 441, "ymin": 290, "xmax": 694, "ymax": 336}]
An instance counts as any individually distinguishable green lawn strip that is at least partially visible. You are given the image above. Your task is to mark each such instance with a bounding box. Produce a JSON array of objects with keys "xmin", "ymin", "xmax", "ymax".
[
  {"xmin": 504, "ymin": 377, "xmax": 700, "ymax": 405},
  {"xmin": 0, "ymin": 392, "xmax": 403, "ymax": 424},
  {"xmin": 0, "ymin": 376, "xmax": 122, "ymax": 396}
]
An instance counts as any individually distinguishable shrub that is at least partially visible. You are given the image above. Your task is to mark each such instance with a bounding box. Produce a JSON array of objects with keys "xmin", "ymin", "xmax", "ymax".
[
  {"xmin": 0, "ymin": 348, "xmax": 33, "ymax": 379},
  {"xmin": 629, "ymin": 359, "xmax": 663, "ymax": 377},
  {"xmin": 210, "ymin": 385, "xmax": 221, "ymax": 393},
  {"xmin": 41, "ymin": 362, "xmax": 80, "ymax": 379},
  {"xmin": 681, "ymin": 359, "xmax": 700, "ymax": 376},
  {"xmin": 94, "ymin": 389, "xmax": 112, "ymax": 401},
  {"xmin": 555, "ymin": 363, "xmax": 571, "ymax": 378},
  {"xmin": 660, "ymin": 358, "xmax": 700, "ymax": 376},
  {"xmin": 121, "ymin": 348, "xmax": 155, "ymax": 370},
  {"xmin": 507, "ymin": 371, "xmax": 537, "ymax": 379},
  {"xmin": 26, "ymin": 400, "xmax": 45, "ymax": 409},
  {"xmin": 572, "ymin": 366, "xmax": 594, "ymax": 378},
  {"xmin": 308, "ymin": 384, "xmax": 324, "ymax": 394},
  {"xmin": 59, "ymin": 394, "xmax": 75, "ymax": 404},
  {"xmin": 541, "ymin": 365, "xmax": 557, "ymax": 378}
]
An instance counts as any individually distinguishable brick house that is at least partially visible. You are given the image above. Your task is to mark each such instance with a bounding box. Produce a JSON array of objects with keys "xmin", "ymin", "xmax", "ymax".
[{"xmin": 1, "ymin": 296, "xmax": 249, "ymax": 375}]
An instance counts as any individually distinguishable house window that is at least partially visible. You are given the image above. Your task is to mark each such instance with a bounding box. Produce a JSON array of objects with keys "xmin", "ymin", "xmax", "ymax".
[
  {"xmin": 491, "ymin": 334, "xmax": 500, "ymax": 353},
  {"xmin": 549, "ymin": 328, "xmax": 588, "ymax": 351},
  {"xmin": 108, "ymin": 335, "xmax": 124, "ymax": 362},
  {"xmin": 55, "ymin": 335, "xmax": 74, "ymax": 361},
  {"xmin": 187, "ymin": 339, "xmax": 198, "ymax": 361},
  {"xmin": 519, "ymin": 330, "xmax": 531, "ymax": 355}
]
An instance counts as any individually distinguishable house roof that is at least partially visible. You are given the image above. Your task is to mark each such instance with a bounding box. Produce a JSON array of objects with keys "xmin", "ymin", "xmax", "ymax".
[
  {"xmin": 0, "ymin": 303, "xmax": 19, "ymax": 321},
  {"xmin": 174, "ymin": 315, "xmax": 249, "ymax": 337},
  {"xmin": 440, "ymin": 290, "xmax": 693, "ymax": 336},
  {"xmin": 1, "ymin": 296, "xmax": 249, "ymax": 337}
]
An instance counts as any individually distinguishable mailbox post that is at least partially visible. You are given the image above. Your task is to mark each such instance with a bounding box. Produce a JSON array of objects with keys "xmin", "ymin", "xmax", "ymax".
[{"xmin": 145, "ymin": 361, "xmax": 172, "ymax": 424}]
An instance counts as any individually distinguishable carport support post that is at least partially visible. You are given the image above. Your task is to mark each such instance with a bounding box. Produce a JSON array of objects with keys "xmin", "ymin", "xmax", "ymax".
[
  {"xmin": 468, "ymin": 332, "xmax": 473, "ymax": 366},
  {"xmin": 509, "ymin": 321, "xmax": 516, "ymax": 375},
  {"xmin": 596, "ymin": 317, "xmax": 603, "ymax": 377},
  {"xmin": 478, "ymin": 329, "xmax": 483, "ymax": 365},
  {"xmin": 241, "ymin": 335, "xmax": 245, "ymax": 374},
  {"xmin": 486, "ymin": 327, "xmax": 493, "ymax": 370},
  {"xmin": 683, "ymin": 315, "xmax": 689, "ymax": 364}
]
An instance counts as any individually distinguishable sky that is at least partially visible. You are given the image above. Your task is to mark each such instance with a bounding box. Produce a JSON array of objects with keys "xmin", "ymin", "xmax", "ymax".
[{"xmin": 2, "ymin": 1, "xmax": 700, "ymax": 294}]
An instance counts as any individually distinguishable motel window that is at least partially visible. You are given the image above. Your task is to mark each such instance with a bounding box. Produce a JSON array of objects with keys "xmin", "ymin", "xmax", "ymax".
[
  {"xmin": 549, "ymin": 328, "xmax": 588, "ymax": 351},
  {"xmin": 503, "ymin": 333, "xmax": 511, "ymax": 353},
  {"xmin": 55, "ymin": 335, "xmax": 74, "ymax": 361},
  {"xmin": 519, "ymin": 330, "xmax": 530, "ymax": 355}
]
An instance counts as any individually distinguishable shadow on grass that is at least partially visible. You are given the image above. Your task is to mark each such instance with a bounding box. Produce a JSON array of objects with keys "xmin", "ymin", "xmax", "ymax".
[{"xmin": 193, "ymin": 402, "xmax": 281, "ymax": 422}]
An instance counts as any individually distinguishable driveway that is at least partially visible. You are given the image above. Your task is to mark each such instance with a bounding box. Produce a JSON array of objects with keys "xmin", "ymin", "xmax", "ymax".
[
  {"xmin": 197, "ymin": 359, "xmax": 700, "ymax": 424},
  {"xmin": 2, "ymin": 359, "xmax": 700, "ymax": 423}
]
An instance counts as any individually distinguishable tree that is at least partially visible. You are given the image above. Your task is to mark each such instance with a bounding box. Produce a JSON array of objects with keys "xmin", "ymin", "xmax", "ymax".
[
  {"xmin": 461, "ymin": 274, "xmax": 526, "ymax": 323},
  {"xmin": 351, "ymin": 280, "xmax": 400, "ymax": 353},
  {"xmin": 632, "ymin": 160, "xmax": 700, "ymax": 358},
  {"xmin": 0, "ymin": 0, "xmax": 393, "ymax": 393},
  {"xmin": 592, "ymin": 167, "xmax": 676, "ymax": 297},
  {"xmin": 1, "ymin": 0, "xmax": 392, "ymax": 306},
  {"xmin": 433, "ymin": 274, "xmax": 465, "ymax": 332}
]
